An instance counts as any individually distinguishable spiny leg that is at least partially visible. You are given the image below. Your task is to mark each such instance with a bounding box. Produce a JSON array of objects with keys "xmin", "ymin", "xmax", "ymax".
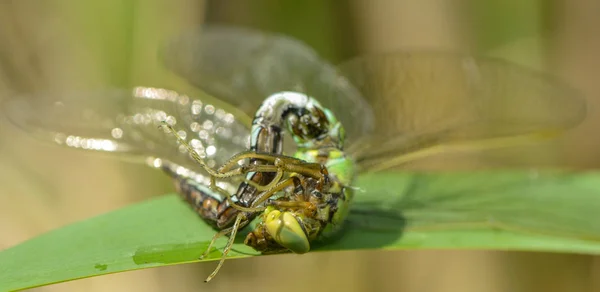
[
  {"xmin": 243, "ymin": 169, "xmax": 283, "ymax": 191},
  {"xmin": 222, "ymin": 175, "xmax": 301, "ymax": 213},
  {"xmin": 160, "ymin": 123, "xmax": 278, "ymax": 178},
  {"xmin": 161, "ymin": 123, "xmax": 326, "ymax": 183},
  {"xmin": 223, "ymin": 177, "xmax": 300, "ymax": 213},
  {"xmin": 238, "ymin": 157, "xmax": 286, "ymax": 192},
  {"xmin": 206, "ymin": 162, "xmax": 297, "ymax": 204},
  {"xmin": 161, "ymin": 123, "xmax": 308, "ymax": 182},
  {"xmin": 200, "ymin": 225, "xmax": 235, "ymax": 260},
  {"xmin": 216, "ymin": 151, "xmax": 305, "ymax": 173},
  {"xmin": 248, "ymin": 176, "xmax": 302, "ymax": 209},
  {"xmin": 159, "ymin": 122, "xmax": 245, "ymax": 178},
  {"xmin": 222, "ymin": 190, "xmax": 268, "ymax": 213},
  {"xmin": 204, "ymin": 172, "xmax": 275, "ymax": 213},
  {"xmin": 204, "ymin": 213, "xmax": 246, "ymax": 283},
  {"xmin": 218, "ymin": 158, "xmax": 288, "ymax": 213},
  {"xmin": 270, "ymin": 200, "xmax": 314, "ymax": 209},
  {"xmin": 218, "ymin": 151, "xmax": 323, "ymax": 177},
  {"xmin": 162, "ymin": 123, "xmax": 313, "ymax": 214},
  {"xmin": 219, "ymin": 153, "xmax": 329, "ymax": 194}
]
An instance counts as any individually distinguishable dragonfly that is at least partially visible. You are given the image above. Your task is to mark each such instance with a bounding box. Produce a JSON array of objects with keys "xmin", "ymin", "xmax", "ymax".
[{"xmin": 3, "ymin": 25, "xmax": 586, "ymax": 282}]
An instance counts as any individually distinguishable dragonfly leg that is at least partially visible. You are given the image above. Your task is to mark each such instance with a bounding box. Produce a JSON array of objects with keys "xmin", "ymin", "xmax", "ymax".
[
  {"xmin": 241, "ymin": 166, "xmax": 283, "ymax": 191},
  {"xmin": 205, "ymin": 173, "xmax": 270, "ymax": 213},
  {"xmin": 222, "ymin": 155, "xmax": 328, "ymax": 190},
  {"xmin": 224, "ymin": 194, "xmax": 267, "ymax": 212},
  {"xmin": 216, "ymin": 151, "xmax": 302, "ymax": 173},
  {"xmin": 221, "ymin": 177, "xmax": 292, "ymax": 213},
  {"xmin": 162, "ymin": 123, "xmax": 302, "ymax": 213},
  {"xmin": 241, "ymin": 157, "xmax": 287, "ymax": 191},
  {"xmin": 249, "ymin": 176, "xmax": 302, "ymax": 209},
  {"xmin": 159, "ymin": 122, "xmax": 251, "ymax": 179},
  {"xmin": 270, "ymin": 200, "xmax": 314, "ymax": 210},
  {"xmin": 204, "ymin": 212, "xmax": 246, "ymax": 283},
  {"xmin": 269, "ymin": 186, "xmax": 321, "ymax": 216},
  {"xmin": 221, "ymin": 158, "xmax": 293, "ymax": 213},
  {"xmin": 222, "ymin": 175, "xmax": 301, "ymax": 213},
  {"xmin": 217, "ymin": 151, "xmax": 323, "ymax": 177},
  {"xmin": 200, "ymin": 225, "xmax": 233, "ymax": 260},
  {"xmin": 161, "ymin": 123, "xmax": 313, "ymax": 180}
]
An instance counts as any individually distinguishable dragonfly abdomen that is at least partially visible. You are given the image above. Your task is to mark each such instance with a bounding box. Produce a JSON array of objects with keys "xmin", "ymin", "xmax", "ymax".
[{"xmin": 159, "ymin": 164, "xmax": 233, "ymax": 228}]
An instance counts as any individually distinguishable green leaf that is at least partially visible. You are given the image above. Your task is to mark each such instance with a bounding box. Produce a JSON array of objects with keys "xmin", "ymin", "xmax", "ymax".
[{"xmin": 1, "ymin": 170, "xmax": 600, "ymax": 291}]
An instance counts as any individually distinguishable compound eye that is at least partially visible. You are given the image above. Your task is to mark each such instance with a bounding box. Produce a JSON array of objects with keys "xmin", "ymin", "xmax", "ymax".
[
  {"xmin": 288, "ymin": 116, "xmax": 309, "ymax": 140},
  {"xmin": 264, "ymin": 210, "xmax": 310, "ymax": 254}
]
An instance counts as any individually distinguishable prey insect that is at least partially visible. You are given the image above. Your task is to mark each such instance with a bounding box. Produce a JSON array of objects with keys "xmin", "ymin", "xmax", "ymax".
[{"xmin": 3, "ymin": 25, "xmax": 586, "ymax": 283}]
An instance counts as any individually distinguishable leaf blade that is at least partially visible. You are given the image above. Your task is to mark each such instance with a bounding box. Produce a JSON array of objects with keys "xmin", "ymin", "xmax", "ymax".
[{"xmin": 1, "ymin": 170, "xmax": 600, "ymax": 291}]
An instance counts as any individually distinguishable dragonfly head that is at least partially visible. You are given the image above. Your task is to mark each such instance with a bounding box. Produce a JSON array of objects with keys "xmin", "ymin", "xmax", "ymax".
[{"xmin": 287, "ymin": 99, "xmax": 346, "ymax": 150}]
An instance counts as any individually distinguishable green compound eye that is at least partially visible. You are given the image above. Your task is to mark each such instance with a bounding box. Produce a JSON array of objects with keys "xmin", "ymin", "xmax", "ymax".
[{"xmin": 264, "ymin": 210, "xmax": 310, "ymax": 254}]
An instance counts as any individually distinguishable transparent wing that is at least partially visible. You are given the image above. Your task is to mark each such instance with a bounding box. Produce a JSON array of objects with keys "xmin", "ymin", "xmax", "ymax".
[
  {"xmin": 333, "ymin": 52, "xmax": 586, "ymax": 171},
  {"xmin": 2, "ymin": 86, "xmax": 251, "ymax": 173},
  {"xmin": 161, "ymin": 25, "xmax": 374, "ymax": 145}
]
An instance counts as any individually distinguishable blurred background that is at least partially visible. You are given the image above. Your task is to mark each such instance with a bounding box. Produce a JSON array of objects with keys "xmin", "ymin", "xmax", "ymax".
[{"xmin": 1, "ymin": 0, "xmax": 600, "ymax": 291}]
